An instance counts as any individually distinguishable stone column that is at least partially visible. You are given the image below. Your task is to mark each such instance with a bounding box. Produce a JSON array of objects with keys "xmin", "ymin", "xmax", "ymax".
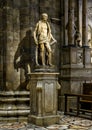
[
  {"xmin": 67, "ymin": 0, "xmax": 75, "ymax": 45},
  {"xmin": 82, "ymin": 0, "xmax": 88, "ymax": 47},
  {"xmin": 82, "ymin": 0, "xmax": 91, "ymax": 67},
  {"xmin": 28, "ymin": 73, "xmax": 60, "ymax": 126},
  {"xmin": 60, "ymin": 0, "xmax": 64, "ymax": 46},
  {"xmin": 75, "ymin": 0, "xmax": 80, "ymax": 31},
  {"xmin": 0, "ymin": 8, "xmax": 4, "ymax": 90},
  {"xmin": 2, "ymin": 2, "xmax": 21, "ymax": 90},
  {"xmin": 64, "ymin": 0, "xmax": 68, "ymax": 46}
]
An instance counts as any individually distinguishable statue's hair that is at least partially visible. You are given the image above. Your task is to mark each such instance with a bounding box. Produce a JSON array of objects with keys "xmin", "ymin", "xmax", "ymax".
[{"xmin": 41, "ymin": 13, "xmax": 48, "ymax": 18}]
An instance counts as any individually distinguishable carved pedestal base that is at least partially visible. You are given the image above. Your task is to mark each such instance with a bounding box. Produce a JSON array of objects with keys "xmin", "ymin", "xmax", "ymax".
[
  {"xmin": 28, "ymin": 72, "xmax": 60, "ymax": 126},
  {"xmin": 28, "ymin": 115, "xmax": 60, "ymax": 126}
]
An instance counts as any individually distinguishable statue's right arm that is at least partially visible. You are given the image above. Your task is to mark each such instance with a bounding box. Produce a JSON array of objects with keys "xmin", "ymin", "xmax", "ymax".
[{"xmin": 33, "ymin": 23, "xmax": 39, "ymax": 45}]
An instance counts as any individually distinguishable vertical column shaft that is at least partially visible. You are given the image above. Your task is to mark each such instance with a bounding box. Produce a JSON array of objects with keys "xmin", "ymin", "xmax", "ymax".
[
  {"xmin": 64, "ymin": 0, "xmax": 68, "ymax": 46},
  {"xmin": 82, "ymin": 0, "xmax": 88, "ymax": 46},
  {"xmin": 75, "ymin": 0, "xmax": 80, "ymax": 31},
  {"xmin": 68, "ymin": 0, "xmax": 75, "ymax": 45},
  {"xmin": 61, "ymin": 0, "xmax": 65, "ymax": 46},
  {"xmin": 3, "ymin": 6, "xmax": 21, "ymax": 90}
]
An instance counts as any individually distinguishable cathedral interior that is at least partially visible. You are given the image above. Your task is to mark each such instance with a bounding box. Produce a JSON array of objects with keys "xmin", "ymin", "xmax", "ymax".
[{"xmin": 0, "ymin": 0, "xmax": 92, "ymax": 129}]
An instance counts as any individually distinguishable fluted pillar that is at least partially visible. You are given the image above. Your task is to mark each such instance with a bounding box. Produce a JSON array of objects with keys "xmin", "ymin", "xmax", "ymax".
[
  {"xmin": 82, "ymin": 0, "xmax": 88, "ymax": 47},
  {"xmin": 0, "ymin": 8, "xmax": 4, "ymax": 90},
  {"xmin": 64, "ymin": 0, "xmax": 68, "ymax": 46},
  {"xmin": 75, "ymin": 0, "xmax": 80, "ymax": 31},
  {"xmin": 68, "ymin": 0, "xmax": 75, "ymax": 45},
  {"xmin": 82, "ymin": 0, "xmax": 91, "ymax": 67}
]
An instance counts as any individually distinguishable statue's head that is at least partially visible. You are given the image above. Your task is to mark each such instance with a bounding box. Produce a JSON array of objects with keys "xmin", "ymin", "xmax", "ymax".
[{"xmin": 41, "ymin": 13, "xmax": 48, "ymax": 21}]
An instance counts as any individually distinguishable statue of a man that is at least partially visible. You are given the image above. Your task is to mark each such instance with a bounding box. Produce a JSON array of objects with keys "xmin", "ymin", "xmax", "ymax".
[
  {"xmin": 33, "ymin": 13, "xmax": 56, "ymax": 66},
  {"xmin": 74, "ymin": 30, "xmax": 81, "ymax": 47}
]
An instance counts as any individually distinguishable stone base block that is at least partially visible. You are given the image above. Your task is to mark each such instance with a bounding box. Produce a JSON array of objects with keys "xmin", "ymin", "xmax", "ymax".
[{"xmin": 28, "ymin": 115, "xmax": 60, "ymax": 126}]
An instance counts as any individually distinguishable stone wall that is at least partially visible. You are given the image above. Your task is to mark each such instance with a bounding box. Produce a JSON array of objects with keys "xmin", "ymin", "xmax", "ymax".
[
  {"xmin": 0, "ymin": 0, "xmax": 92, "ymax": 112},
  {"xmin": 0, "ymin": 0, "xmax": 61, "ymax": 90}
]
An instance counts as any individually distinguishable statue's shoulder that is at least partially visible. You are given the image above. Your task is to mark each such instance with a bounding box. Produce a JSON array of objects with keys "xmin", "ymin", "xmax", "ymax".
[
  {"xmin": 35, "ymin": 21, "xmax": 42, "ymax": 28},
  {"xmin": 37, "ymin": 20, "xmax": 42, "ymax": 25}
]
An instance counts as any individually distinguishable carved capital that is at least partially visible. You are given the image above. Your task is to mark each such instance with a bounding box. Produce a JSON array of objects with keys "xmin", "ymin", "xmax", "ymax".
[{"xmin": 36, "ymin": 81, "xmax": 43, "ymax": 91}]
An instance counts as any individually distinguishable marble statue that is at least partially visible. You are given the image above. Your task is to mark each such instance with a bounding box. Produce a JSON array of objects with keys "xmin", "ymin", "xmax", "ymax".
[
  {"xmin": 74, "ymin": 30, "xmax": 81, "ymax": 47},
  {"xmin": 88, "ymin": 39, "xmax": 92, "ymax": 48},
  {"xmin": 33, "ymin": 13, "xmax": 57, "ymax": 66}
]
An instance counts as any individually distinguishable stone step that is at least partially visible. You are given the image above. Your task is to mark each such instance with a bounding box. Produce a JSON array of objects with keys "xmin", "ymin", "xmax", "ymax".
[
  {"xmin": 0, "ymin": 91, "xmax": 30, "ymax": 122},
  {"xmin": 0, "ymin": 106, "xmax": 30, "ymax": 110},
  {"xmin": 0, "ymin": 97, "xmax": 30, "ymax": 102},
  {"xmin": 0, "ymin": 117, "xmax": 28, "ymax": 122},
  {"xmin": 0, "ymin": 110, "xmax": 30, "ymax": 116},
  {"xmin": 0, "ymin": 91, "xmax": 30, "ymax": 96}
]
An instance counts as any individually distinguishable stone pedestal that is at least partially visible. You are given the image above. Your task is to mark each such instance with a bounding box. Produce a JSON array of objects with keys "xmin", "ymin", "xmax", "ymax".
[
  {"xmin": 59, "ymin": 46, "xmax": 92, "ymax": 111},
  {"xmin": 62, "ymin": 46, "xmax": 83, "ymax": 68},
  {"xmin": 83, "ymin": 47, "xmax": 91, "ymax": 68},
  {"xmin": 28, "ymin": 72, "xmax": 60, "ymax": 126}
]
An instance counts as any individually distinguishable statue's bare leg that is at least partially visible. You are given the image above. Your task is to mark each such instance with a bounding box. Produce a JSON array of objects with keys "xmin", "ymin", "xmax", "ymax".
[
  {"xmin": 48, "ymin": 52, "xmax": 52, "ymax": 66},
  {"xmin": 40, "ymin": 44, "xmax": 45, "ymax": 66},
  {"xmin": 45, "ymin": 43, "xmax": 52, "ymax": 66},
  {"xmin": 40, "ymin": 51, "xmax": 45, "ymax": 66}
]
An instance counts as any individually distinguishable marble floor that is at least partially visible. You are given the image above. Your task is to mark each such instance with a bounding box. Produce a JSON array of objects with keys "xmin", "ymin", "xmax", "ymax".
[{"xmin": 0, "ymin": 113, "xmax": 92, "ymax": 130}]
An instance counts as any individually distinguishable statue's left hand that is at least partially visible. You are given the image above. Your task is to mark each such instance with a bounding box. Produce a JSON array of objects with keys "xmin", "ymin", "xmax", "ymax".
[
  {"xmin": 50, "ymin": 39, "xmax": 57, "ymax": 45},
  {"xmin": 54, "ymin": 39, "xmax": 57, "ymax": 43}
]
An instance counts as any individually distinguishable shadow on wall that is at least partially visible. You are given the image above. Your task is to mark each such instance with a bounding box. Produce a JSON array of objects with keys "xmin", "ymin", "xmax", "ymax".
[{"xmin": 14, "ymin": 29, "xmax": 35, "ymax": 90}]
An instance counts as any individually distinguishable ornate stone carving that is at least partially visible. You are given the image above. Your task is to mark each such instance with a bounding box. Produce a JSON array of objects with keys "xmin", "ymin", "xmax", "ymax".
[{"xmin": 77, "ymin": 52, "xmax": 83, "ymax": 64}]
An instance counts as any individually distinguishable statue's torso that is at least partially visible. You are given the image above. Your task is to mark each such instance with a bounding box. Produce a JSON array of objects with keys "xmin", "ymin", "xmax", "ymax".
[{"xmin": 38, "ymin": 21, "xmax": 49, "ymax": 43}]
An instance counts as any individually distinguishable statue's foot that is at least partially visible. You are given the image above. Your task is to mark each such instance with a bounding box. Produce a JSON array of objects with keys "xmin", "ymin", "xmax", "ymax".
[
  {"xmin": 42, "ymin": 63, "xmax": 45, "ymax": 66},
  {"xmin": 36, "ymin": 63, "xmax": 40, "ymax": 66},
  {"xmin": 48, "ymin": 63, "xmax": 53, "ymax": 67}
]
